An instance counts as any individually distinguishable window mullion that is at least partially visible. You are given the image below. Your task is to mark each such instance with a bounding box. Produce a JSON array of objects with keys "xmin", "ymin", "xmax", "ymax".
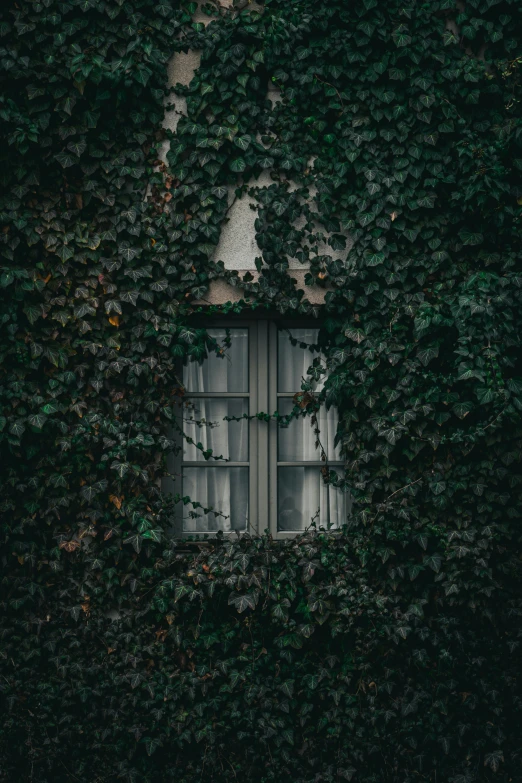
[
  {"xmin": 268, "ymin": 322, "xmax": 278, "ymax": 537},
  {"xmin": 254, "ymin": 320, "xmax": 269, "ymax": 536},
  {"xmin": 249, "ymin": 321, "xmax": 259, "ymax": 536}
]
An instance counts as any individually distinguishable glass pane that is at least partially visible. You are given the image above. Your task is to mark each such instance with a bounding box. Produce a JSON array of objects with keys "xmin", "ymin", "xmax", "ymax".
[
  {"xmin": 278, "ymin": 328, "xmax": 324, "ymax": 393},
  {"xmin": 183, "ymin": 467, "xmax": 248, "ymax": 533},
  {"xmin": 277, "ymin": 398, "xmax": 341, "ymax": 462},
  {"xmin": 183, "ymin": 328, "xmax": 248, "ymax": 392},
  {"xmin": 278, "ymin": 466, "xmax": 349, "ymax": 532},
  {"xmin": 183, "ymin": 398, "xmax": 248, "ymax": 462}
]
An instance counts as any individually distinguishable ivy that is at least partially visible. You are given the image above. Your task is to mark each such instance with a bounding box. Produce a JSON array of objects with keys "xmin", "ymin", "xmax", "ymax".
[{"xmin": 1, "ymin": 0, "xmax": 522, "ymax": 781}]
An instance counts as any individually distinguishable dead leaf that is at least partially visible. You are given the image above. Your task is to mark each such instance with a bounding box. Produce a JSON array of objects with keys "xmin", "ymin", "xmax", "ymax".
[
  {"xmin": 59, "ymin": 540, "xmax": 80, "ymax": 552},
  {"xmin": 109, "ymin": 315, "xmax": 120, "ymax": 327},
  {"xmin": 109, "ymin": 495, "xmax": 122, "ymax": 510}
]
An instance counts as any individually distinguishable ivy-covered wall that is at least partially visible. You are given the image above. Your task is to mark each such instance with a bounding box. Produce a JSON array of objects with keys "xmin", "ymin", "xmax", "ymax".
[{"xmin": 1, "ymin": 0, "xmax": 522, "ymax": 781}]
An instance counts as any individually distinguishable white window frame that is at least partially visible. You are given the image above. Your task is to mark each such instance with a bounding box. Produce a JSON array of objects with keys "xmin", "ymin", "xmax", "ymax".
[{"xmin": 165, "ymin": 318, "xmax": 345, "ymax": 538}]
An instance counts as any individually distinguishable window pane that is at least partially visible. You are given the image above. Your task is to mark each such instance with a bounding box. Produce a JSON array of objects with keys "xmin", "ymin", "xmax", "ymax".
[
  {"xmin": 183, "ymin": 467, "xmax": 248, "ymax": 533},
  {"xmin": 278, "ymin": 466, "xmax": 348, "ymax": 532},
  {"xmin": 184, "ymin": 328, "xmax": 248, "ymax": 392},
  {"xmin": 183, "ymin": 398, "xmax": 248, "ymax": 462},
  {"xmin": 277, "ymin": 398, "xmax": 341, "ymax": 462},
  {"xmin": 278, "ymin": 328, "xmax": 324, "ymax": 392}
]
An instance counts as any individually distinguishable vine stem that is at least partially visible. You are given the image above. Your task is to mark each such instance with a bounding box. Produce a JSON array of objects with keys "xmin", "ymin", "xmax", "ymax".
[
  {"xmin": 313, "ymin": 73, "xmax": 344, "ymax": 109},
  {"xmin": 368, "ymin": 477, "xmax": 423, "ymax": 527}
]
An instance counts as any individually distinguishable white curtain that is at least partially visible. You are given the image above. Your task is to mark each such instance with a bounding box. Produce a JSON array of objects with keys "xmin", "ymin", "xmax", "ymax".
[
  {"xmin": 278, "ymin": 467, "xmax": 347, "ymax": 531},
  {"xmin": 183, "ymin": 327, "xmax": 248, "ymax": 393},
  {"xmin": 184, "ymin": 398, "xmax": 248, "ymax": 463},
  {"xmin": 182, "ymin": 329, "xmax": 249, "ymax": 533},
  {"xmin": 277, "ymin": 328, "xmax": 348, "ymax": 531},
  {"xmin": 277, "ymin": 327, "xmax": 325, "ymax": 393},
  {"xmin": 278, "ymin": 398, "xmax": 341, "ymax": 462}
]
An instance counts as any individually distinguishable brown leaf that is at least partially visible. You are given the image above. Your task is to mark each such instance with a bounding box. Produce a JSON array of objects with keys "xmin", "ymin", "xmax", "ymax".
[
  {"xmin": 59, "ymin": 540, "xmax": 80, "ymax": 552},
  {"xmin": 109, "ymin": 315, "xmax": 120, "ymax": 327},
  {"xmin": 109, "ymin": 495, "xmax": 122, "ymax": 510}
]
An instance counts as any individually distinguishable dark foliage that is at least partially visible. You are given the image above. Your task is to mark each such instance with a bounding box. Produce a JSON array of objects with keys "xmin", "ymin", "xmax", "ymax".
[{"xmin": 1, "ymin": 0, "xmax": 521, "ymax": 781}]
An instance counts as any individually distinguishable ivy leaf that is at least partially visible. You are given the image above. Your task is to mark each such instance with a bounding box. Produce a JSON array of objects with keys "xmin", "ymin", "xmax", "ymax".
[
  {"xmin": 303, "ymin": 674, "xmax": 320, "ymax": 690},
  {"xmin": 430, "ymin": 481, "xmax": 446, "ymax": 496},
  {"xmin": 234, "ymin": 135, "xmax": 251, "ymax": 151},
  {"xmin": 67, "ymin": 140, "xmax": 87, "ymax": 157},
  {"xmin": 417, "ymin": 346, "xmax": 439, "ymax": 366},
  {"xmin": 123, "ymin": 534, "xmax": 143, "ymax": 553},
  {"xmin": 228, "ymin": 592, "xmax": 258, "ymax": 613},
  {"xmin": 119, "ymin": 247, "xmax": 140, "ymax": 261},
  {"xmin": 144, "ymin": 737, "xmax": 163, "ymax": 756},
  {"xmin": 28, "ymin": 414, "xmax": 47, "ymax": 429},
  {"xmin": 229, "ymin": 158, "xmax": 246, "ymax": 173},
  {"xmin": 424, "ymin": 554, "xmax": 442, "ymax": 573},
  {"xmin": 55, "ymin": 152, "xmax": 78, "ymax": 168},
  {"xmin": 211, "ymin": 186, "xmax": 228, "ymax": 199},
  {"xmin": 280, "ymin": 680, "xmax": 295, "ymax": 698},
  {"xmin": 459, "ymin": 230, "xmax": 483, "ymax": 246}
]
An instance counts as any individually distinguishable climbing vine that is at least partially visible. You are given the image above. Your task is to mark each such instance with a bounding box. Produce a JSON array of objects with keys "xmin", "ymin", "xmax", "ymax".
[{"xmin": 1, "ymin": 0, "xmax": 522, "ymax": 781}]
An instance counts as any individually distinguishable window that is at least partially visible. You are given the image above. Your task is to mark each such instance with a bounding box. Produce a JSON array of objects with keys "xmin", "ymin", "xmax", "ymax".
[{"xmin": 165, "ymin": 320, "xmax": 349, "ymax": 537}]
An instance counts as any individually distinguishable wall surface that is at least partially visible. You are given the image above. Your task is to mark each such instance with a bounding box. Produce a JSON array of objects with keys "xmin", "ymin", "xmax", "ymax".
[{"xmin": 162, "ymin": 1, "xmax": 344, "ymax": 305}]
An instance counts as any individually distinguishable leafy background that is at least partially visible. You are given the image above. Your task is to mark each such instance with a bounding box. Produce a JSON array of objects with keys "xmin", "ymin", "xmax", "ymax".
[{"xmin": 1, "ymin": 0, "xmax": 522, "ymax": 780}]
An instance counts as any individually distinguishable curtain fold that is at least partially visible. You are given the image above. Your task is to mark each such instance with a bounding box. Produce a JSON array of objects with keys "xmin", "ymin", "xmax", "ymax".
[
  {"xmin": 184, "ymin": 328, "xmax": 248, "ymax": 392},
  {"xmin": 277, "ymin": 328, "xmax": 347, "ymax": 531},
  {"xmin": 182, "ymin": 329, "xmax": 249, "ymax": 533},
  {"xmin": 184, "ymin": 398, "xmax": 248, "ymax": 462},
  {"xmin": 278, "ymin": 398, "xmax": 341, "ymax": 462}
]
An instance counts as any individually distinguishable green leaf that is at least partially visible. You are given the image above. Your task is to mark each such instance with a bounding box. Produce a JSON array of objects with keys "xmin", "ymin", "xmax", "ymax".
[
  {"xmin": 228, "ymin": 592, "xmax": 258, "ymax": 613},
  {"xmin": 430, "ymin": 481, "xmax": 446, "ymax": 496},
  {"xmin": 123, "ymin": 534, "xmax": 143, "ymax": 553},
  {"xmin": 55, "ymin": 152, "xmax": 78, "ymax": 168},
  {"xmin": 417, "ymin": 346, "xmax": 439, "ymax": 366},
  {"xmin": 459, "ymin": 230, "xmax": 483, "ymax": 246},
  {"xmin": 28, "ymin": 414, "xmax": 47, "ymax": 429},
  {"xmin": 67, "ymin": 140, "xmax": 87, "ymax": 157},
  {"xmin": 234, "ymin": 135, "xmax": 251, "ymax": 151},
  {"xmin": 229, "ymin": 157, "xmax": 246, "ymax": 173},
  {"xmin": 424, "ymin": 554, "xmax": 442, "ymax": 573}
]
